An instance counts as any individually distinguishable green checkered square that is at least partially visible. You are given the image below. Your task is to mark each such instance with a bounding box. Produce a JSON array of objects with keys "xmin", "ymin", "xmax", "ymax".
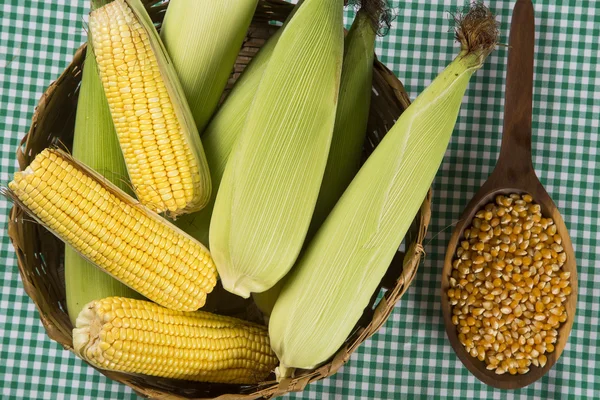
[{"xmin": 1, "ymin": 1, "xmax": 599, "ymax": 399}]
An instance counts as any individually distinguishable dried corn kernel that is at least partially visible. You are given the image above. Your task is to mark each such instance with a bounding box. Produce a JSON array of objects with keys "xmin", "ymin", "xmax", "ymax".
[{"xmin": 449, "ymin": 193, "xmax": 571, "ymax": 375}]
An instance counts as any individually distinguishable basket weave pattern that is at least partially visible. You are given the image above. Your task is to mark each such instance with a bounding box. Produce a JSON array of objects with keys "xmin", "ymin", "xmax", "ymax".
[{"xmin": 7, "ymin": 1, "xmax": 431, "ymax": 399}]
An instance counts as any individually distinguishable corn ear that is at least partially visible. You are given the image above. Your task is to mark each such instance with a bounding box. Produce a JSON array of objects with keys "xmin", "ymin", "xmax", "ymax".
[
  {"xmin": 74, "ymin": 297, "xmax": 278, "ymax": 384},
  {"xmin": 160, "ymin": 0, "xmax": 258, "ymax": 133},
  {"xmin": 65, "ymin": 45, "xmax": 142, "ymax": 325},
  {"xmin": 269, "ymin": 4, "xmax": 499, "ymax": 374},
  {"xmin": 210, "ymin": 0, "xmax": 345, "ymax": 298},
  {"xmin": 309, "ymin": 8, "xmax": 378, "ymax": 236},
  {"xmin": 174, "ymin": 29, "xmax": 283, "ymax": 246},
  {"xmin": 174, "ymin": 3, "xmax": 304, "ymax": 246},
  {"xmin": 6, "ymin": 149, "xmax": 218, "ymax": 312},
  {"xmin": 88, "ymin": 0, "xmax": 211, "ymax": 217},
  {"xmin": 253, "ymin": 8, "xmax": 379, "ymax": 314}
]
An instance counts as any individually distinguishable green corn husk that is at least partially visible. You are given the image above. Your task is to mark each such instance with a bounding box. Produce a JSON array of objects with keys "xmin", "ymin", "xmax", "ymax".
[
  {"xmin": 65, "ymin": 46, "xmax": 141, "ymax": 325},
  {"xmin": 160, "ymin": 0, "xmax": 259, "ymax": 133},
  {"xmin": 252, "ymin": 6, "xmax": 381, "ymax": 316},
  {"xmin": 251, "ymin": 279, "xmax": 284, "ymax": 319},
  {"xmin": 210, "ymin": 0, "xmax": 345, "ymax": 298},
  {"xmin": 269, "ymin": 4, "xmax": 499, "ymax": 375},
  {"xmin": 173, "ymin": 30, "xmax": 283, "ymax": 246},
  {"xmin": 309, "ymin": 8, "xmax": 380, "ymax": 237},
  {"xmin": 173, "ymin": 3, "xmax": 305, "ymax": 246},
  {"xmin": 252, "ymin": 287, "xmax": 281, "ymax": 321}
]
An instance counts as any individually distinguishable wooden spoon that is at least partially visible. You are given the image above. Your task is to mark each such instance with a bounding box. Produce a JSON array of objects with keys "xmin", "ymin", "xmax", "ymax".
[{"xmin": 440, "ymin": 0, "xmax": 578, "ymax": 389}]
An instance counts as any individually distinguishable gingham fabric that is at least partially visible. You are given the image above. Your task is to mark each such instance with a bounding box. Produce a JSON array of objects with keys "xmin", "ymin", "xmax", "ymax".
[{"xmin": 0, "ymin": 1, "xmax": 598, "ymax": 399}]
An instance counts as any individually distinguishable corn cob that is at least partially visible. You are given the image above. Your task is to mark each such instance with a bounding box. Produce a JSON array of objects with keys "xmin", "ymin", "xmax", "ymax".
[
  {"xmin": 269, "ymin": 4, "xmax": 499, "ymax": 375},
  {"xmin": 6, "ymin": 149, "xmax": 217, "ymax": 312},
  {"xmin": 308, "ymin": 6, "xmax": 380, "ymax": 236},
  {"xmin": 174, "ymin": 28, "xmax": 284, "ymax": 247},
  {"xmin": 252, "ymin": 4, "xmax": 384, "ymax": 315},
  {"xmin": 65, "ymin": 44, "xmax": 142, "ymax": 325},
  {"xmin": 174, "ymin": 2, "xmax": 304, "ymax": 246},
  {"xmin": 160, "ymin": 0, "xmax": 259, "ymax": 134},
  {"xmin": 210, "ymin": 0, "xmax": 345, "ymax": 298},
  {"xmin": 88, "ymin": 0, "xmax": 211, "ymax": 217},
  {"xmin": 73, "ymin": 297, "xmax": 278, "ymax": 384}
]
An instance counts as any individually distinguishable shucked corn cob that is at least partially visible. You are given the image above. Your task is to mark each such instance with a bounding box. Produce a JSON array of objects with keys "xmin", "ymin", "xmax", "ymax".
[
  {"xmin": 270, "ymin": 4, "xmax": 499, "ymax": 375},
  {"xmin": 161, "ymin": 0, "xmax": 259, "ymax": 134},
  {"xmin": 65, "ymin": 43, "xmax": 141, "ymax": 324},
  {"xmin": 73, "ymin": 297, "xmax": 278, "ymax": 384},
  {"xmin": 6, "ymin": 149, "xmax": 217, "ymax": 312},
  {"xmin": 210, "ymin": 0, "xmax": 345, "ymax": 298},
  {"xmin": 88, "ymin": 0, "xmax": 211, "ymax": 217}
]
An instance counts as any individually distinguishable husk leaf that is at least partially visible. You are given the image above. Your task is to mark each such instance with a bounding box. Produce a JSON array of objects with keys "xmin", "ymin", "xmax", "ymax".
[{"xmin": 269, "ymin": 3, "xmax": 498, "ymax": 371}]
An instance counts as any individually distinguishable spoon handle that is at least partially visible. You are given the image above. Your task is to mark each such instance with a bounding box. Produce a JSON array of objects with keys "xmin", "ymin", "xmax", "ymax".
[{"xmin": 495, "ymin": 0, "xmax": 535, "ymax": 180}]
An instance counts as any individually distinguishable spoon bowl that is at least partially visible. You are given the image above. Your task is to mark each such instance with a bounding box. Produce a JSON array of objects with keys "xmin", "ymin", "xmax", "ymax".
[
  {"xmin": 440, "ymin": 0, "xmax": 577, "ymax": 389},
  {"xmin": 441, "ymin": 179, "xmax": 577, "ymax": 389}
]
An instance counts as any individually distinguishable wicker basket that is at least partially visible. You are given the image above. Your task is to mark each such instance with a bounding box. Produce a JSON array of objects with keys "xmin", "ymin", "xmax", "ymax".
[{"xmin": 7, "ymin": 1, "xmax": 431, "ymax": 399}]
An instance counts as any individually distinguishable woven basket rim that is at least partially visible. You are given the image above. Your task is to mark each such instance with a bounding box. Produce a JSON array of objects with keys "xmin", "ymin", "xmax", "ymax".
[{"xmin": 6, "ymin": 1, "xmax": 432, "ymax": 399}]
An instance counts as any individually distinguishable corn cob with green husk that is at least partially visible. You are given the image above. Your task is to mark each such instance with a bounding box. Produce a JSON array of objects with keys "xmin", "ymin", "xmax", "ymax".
[
  {"xmin": 269, "ymin": 4, "xmax": 499, "ymax": 376},
  {"xmin": 88, "ymin": 0, "xmax": 211, "ymax": 218},
  {"xmin": 308, "ymin": 0, "xmax": 390, "ymax": 236},
  {"xmin": 210, "ymin": 0, "xmax": 345, "ymax": 298},
  {"xmin": 73, "ymin": 297, "xmax": 278, "ymax": 384},
  {"xmin": 173, "ymin": 29, "xmax": 284, "ymax": 247},
  {"xmin": 174, "ymin": 2, "xmax": 303, "ymax": 247},
  {"xmin": 4, "ymin": 149, "xmax": 217, "ymax": 312},
  {"xmin": 252, "ymin": 1, "xmax": 390, "ymax": 316},
  {"xmin": 160, "ymin": 0, "xmax": 259, "ymax": 134},
  {"xmin": 65, "ymin": 44, "xmax": 142, "ymax": 325}
]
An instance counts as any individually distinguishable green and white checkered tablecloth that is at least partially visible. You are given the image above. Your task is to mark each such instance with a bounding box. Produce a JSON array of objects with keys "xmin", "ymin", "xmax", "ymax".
[{"xmin": 1, "ymin": 0, "xmax": 598, "ymax": 398}]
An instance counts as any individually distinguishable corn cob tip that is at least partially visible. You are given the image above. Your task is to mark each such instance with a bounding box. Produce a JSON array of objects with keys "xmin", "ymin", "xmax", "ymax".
[
  {"xmin": 454, "ymin": 2, "xmax": 499, "ymax": 60},
  {"xmin": 347, "ymin": 0, "xmax": 395, "ymax": 36},
  {"xmin": 275, "ymin": 364, "xmax": 294, "ymax": 381},
  {"xmin": 72, "ymin": 302, "xmax": 100, "ymax": 358},
  {"xmin": 220, "ymin": 273, "xmax": 254, "ymax": 299}
]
